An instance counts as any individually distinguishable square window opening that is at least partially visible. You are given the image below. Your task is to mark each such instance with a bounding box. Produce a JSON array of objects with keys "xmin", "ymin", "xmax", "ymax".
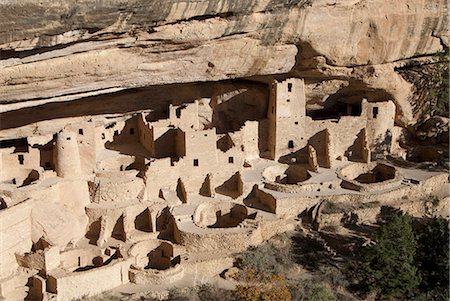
[
  {"xmin": 288, "ymin": 140, "xmax": 294, "ymax": 148},
  {"xmin": 130, "ymin": 128, "xmax": 135, "ymax": 135},
  {"xmin": 288, "ymin": 83, "xmax": 293, "ymax": 92},
  {"xmin": 78, "ymin": 129, "xmax": 84, "ymax": 135},
  {"xmin": 18, "ymin": 154, "xmax": 24, "ymax": 165},
  {"xmin": 372, "ymin": 107, "xmax": 379, "ymax": 118},
  {"xmin": 193, "ymin": 159, "xmax": 199, "ymax": 167},
  {"xmin": 228, "ymin": 157, "xmax": 234, "ymax": 163}
]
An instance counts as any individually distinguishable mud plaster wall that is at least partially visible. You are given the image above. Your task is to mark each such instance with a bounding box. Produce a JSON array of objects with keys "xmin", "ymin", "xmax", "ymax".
[
  {"xmin": 93, "ymin": 175, "xmax": 145, "ymax": 203},
  {"xmin": 362, "ymin": 100, "xmax": 396, "ymax": 151},
  {"xmin": 137, "ymin": 114, "xmax": 154, "ymax": 155},
  {"xmin": 0, "ymin": 201, "xmax": 32, "ymax": 279},
  {"xmin": 27, "ymin": 180, "xmax": 89, "ymax": 249},
  {"xmin": 270, "ymin": 102, "xmax": 395, "ymax": 162},
  {"xmin": 267, "ymin": 78, "xmax": 306, "ymax": 159},
  {"xmin": 178, "ymin": 230, "xmax": 253, "ymax": 253},
  {"xmin": 54, "ymin": 131, "xmax": 82, "ymax": 178},
  {"xmin": 49, "ymin": 259, "xmax": 131, "ymax": 301},
  {"xmin": 65, "ymin": 121, "xmax": 96, "ymax": 175},
  {"xmin": 145, "ymin": 130, "xmax": 244, "ymax": 197},
  {"xmin": 1, "ymin": 148, "xmax": 40, "ymax": 182}
]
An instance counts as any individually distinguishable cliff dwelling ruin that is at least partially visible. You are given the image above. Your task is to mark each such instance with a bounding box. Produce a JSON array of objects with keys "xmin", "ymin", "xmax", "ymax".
[
  {"xmin": 0, "ymin": 1, "xmax": 448, "ymax": 300},
  {"xmin": 0, "ymin": 77, "xmax": 447, "ymax": 300}
]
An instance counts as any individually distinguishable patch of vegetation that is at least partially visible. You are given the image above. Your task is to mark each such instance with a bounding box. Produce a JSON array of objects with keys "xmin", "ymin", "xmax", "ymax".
[
  {"xmin": 235, "ymin": 234, "xmax": 293, "ymax": 275},
  {"xmin": 139, "ymin": 216, "xmax": 448, "ymax": 301},
  {"xmin": 363, "ymin": 213, "xmax": 420, "ymax": 297},
  {"xmin": 430, "ymin": 195, "xmax": 441, "ymax": 207},
  {"xmin": 291, "ymin": 232, "xmax": 329, "ymax": 271},
  {"xmin": 167, "ymin": 284, "xmax": 235, "ymax": 301},
  {"xmin": 397, "ymin": 48, "xmax": 449, "ymax": 120},
  {"xmin": 235, "ymin": 269, "xmax": 292, "ymax": 301},
  {"xmin": 415, "ymin": 217, "xmax": 449, "ymax": 300},
  {"xmin": 321, "ymin": 200, "xmax": 381, "ymax": 215},
  {"xmin": 75, "ymin": 292, "xmax": 120, "ymax": 301},
  {"xmin": 303, "ymin": 285, "xmax": 337, "ymax": 301}
]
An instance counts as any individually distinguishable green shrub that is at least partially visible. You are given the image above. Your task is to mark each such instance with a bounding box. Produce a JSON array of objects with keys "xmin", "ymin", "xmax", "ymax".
[
  {"xmin": 415, "ymin": 217, "xmax": 449, "ymax": 299},
  {"xmin": 236, "ymin": 240, "xmax": 293, "ymax": 275},
  {"xmin": 197, "ymin": 284, "xmax": 235, "ymax": 301},
  {"xmin": 363, "ymin": 214, "xmax": 420, "ymax": 297},
  {"xmin": 167, "ymin": 287, "xmax": 199, "ymax": 301},
  {"xmin": 303, "ymin": 285, "xmax": 336, "ymax": 301},
  {"xmin": 167, "ymin": 284, "xmax": 235, "ymax": 301}
]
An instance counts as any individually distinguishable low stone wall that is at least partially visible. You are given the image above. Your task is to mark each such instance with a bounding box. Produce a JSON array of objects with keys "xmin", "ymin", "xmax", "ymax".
[
  {"xmin": 179, "ymin": 228, "xmax": 252, "ymax": 253},
  {"xmin": 275, "ymin": 196, "xmax": 320, "ymax": 217},
  {"xmin": 337, "ymin": 163, "xmax": 402, "ymax": 192},
  {"xmin": 264, "ymin": 180, "xmax": 337, "ymax": 194},
  {"xmin": 48, "ymin": 259, "xmax": 131, "ymax": 301},
  {"xmin": 129, "ymin": 264, "xmax": 184, "ymax": 285},
  {"xmin": 184, "ymin": 257, "xmax": 234, "ymax": 279}
]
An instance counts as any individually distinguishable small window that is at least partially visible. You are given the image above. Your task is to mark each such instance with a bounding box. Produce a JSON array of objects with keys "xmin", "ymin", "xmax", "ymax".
[
  {"xmin": 204, "ymin": 134, "xmax": 208, "ymax": 137},
  {"xmin": 101, "ymin": 133, "xmax": 105, "ymax": 139},
  {"xmin": 193, "ymin": 159, "xmax": 199, "ymax": 167},
  {"xmin": 372, "ymin": 107, "xmax": 379, "ymax": 118},
  {"xmin": 78, "ymin": 257, "xmax": 81, "ymax": 267},
  {"xmin": 288, "ymin": 140, "xmax": 294, "ymax": 148},
  {"xmin": 228, "ymin": 157, "xmax": 234, "ymax": 163},
  {"xmin": 286, "ymin": 99, "xmax": 290, "ymax": 103},
  {"xmin": 66, "ymin": 137, "xmax": 71, "ymax": 140},
  {"xmin": 176, "ymin": 108, "xmax": 182, "ymax": 118},
  {"xmin": 78, "ymin": 129, "xmax": 84, "ymax": 135},
  {"xmin": 294, "ymin": 121, "xmax": 298, "ymax": 125},
  {"xmin": 288, "ymin": 83, "xmax": 292, "ymax": 92},
  {"xmin": 114, "ymin": 130, "xmax": 119, "ymax": 136},
  {"xmin": 130, "ymin": 128, "xmax": 135, "ymax": 135},
  {"xmin": 18, "ymin": 155, "xmax": 24, "ymax": 165}
]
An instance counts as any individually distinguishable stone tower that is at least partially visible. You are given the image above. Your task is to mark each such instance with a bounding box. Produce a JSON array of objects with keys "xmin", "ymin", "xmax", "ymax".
[
  {"xmin": 267, "ymin": 78, "xmax": 306, "ymax": 160},
  {"xmin": 54, "ymin": 130, "xmax": 82, "ymax": 178}
]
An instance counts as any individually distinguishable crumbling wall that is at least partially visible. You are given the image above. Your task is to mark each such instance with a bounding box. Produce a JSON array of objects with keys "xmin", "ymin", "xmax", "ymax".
[
  {"xmin": 48, "ymin": 259, "xmax": 131, "ymax": 301},
  {"xmin": 0, "ymin": 201, "xmax": 32, "ymax": 279},
  {"xmin": 0, "ymin": 147, "xmax": 40, "ymax": 182},
  {"xmin": 31, "ymin": 180, "xmax": 89, "ymax": 249},
  {"xmin": 137, "ymin": 114, "xmax": 154, "ymax": 155}
]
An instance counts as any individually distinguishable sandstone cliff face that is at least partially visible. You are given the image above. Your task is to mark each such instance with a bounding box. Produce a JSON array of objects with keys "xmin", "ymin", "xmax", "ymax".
[{"xmin": 0, "ymin": 0, "xmax": 448, "ymax": 125}]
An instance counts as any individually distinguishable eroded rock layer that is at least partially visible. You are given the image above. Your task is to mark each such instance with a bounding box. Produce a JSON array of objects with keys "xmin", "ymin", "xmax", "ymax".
[{"xmin": 0, "ymin": 0, "xmax": 448, "ymax": 126}]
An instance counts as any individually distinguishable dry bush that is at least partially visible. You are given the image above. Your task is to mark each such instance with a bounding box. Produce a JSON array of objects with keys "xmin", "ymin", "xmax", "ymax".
[
  {"xmin": 235, "ymin": 235, "xmax": 293, "ymax": 275},
  {"xmin": 235, "ymin": 269, "xmax": 292, "ymax": 301}
]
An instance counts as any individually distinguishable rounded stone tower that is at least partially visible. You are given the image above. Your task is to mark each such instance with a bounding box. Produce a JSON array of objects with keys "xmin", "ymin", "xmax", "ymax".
[{"xmin": 54, "ymin": 131, "xmax": 82, "ymax": 178}]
